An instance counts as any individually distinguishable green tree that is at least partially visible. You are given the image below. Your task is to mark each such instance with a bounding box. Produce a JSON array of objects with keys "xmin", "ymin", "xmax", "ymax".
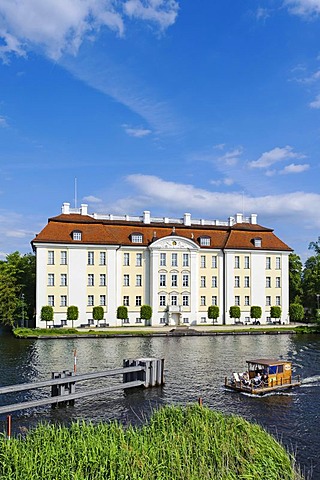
[
  {"xmin": 229, "ymin": 306, "xmax": 241, "ymax": 324},
  {"xmin": 41, "ymin": 305, "xmax": 54, "ymax": 328},
  {"xmin": 0, "ymin": 270, "xmax": 20, "ymax": 327},
  {"xmin": 140, "ymin": 305, "xmax": 152, "ymax": 326},
  {"xmin": 250, "ymin": 306, "xmax": 262, "ymax": 324},
  {"xmin": 302, "ymin": 255, "xmax": 320, "ymax": 311},
  {"xmin": 270, "ymin": 306, "xmax": 282, "ymax": 323},
  {"xmin": 93, "ymin": 306, "xmax": 104, "ymax": 325},
  {"xmin": 208, "ymin": 305, "xmax": 219, "ymax": 324},
  {"xmin": 289, "ymin": 253, "xmax": 303, "ymax": 304},
  {"xmin": 117, "ymin": 306, "xmax": 128, "ymax": 325},
  {"xmin": 289, "ymin": 303, "xmax": 304, "ymax": 323},
  {"xmin": 67, "ymin": 305, "xmax": 79, "ymax": 328}
]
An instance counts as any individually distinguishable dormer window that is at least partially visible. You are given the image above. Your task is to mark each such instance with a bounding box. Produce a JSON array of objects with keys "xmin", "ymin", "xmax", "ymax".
[
  {"xmin": 253, "ymin": 237, "xmax": 262, "ymax": 248},
  {"xmin": 72, "ymin": 230, "xmax": 82, "ymax": 241},
  {"xmin": 131, "ymin": 232, "xmax": 143, "ymax": 243},
  {"xmin": 200, "ymin": 236, "xmax": 211, "ymax": 247}
]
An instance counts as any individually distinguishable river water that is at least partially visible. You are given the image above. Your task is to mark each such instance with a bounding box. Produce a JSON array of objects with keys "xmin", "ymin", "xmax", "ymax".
[{"xmin": 0, "ymin": 330, "xmax": 319, "ymax": 478}]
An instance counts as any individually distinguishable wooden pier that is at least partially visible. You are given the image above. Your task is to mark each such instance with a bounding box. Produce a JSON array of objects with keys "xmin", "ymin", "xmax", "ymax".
[{"xmin": 0, "ymin": 357, "xmax": 164, "ymax": 415}]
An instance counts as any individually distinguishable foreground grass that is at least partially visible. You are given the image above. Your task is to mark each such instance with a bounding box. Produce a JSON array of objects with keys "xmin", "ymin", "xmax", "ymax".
[{"xmin": 0, "ymin": 404, "xmax": 302, "ymax": 480}]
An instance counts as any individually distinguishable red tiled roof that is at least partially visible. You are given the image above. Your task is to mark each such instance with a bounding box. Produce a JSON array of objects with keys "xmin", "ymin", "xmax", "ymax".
[{"xmin": 31, "ymin": 214, "xmax": 292, "ymax": 252}]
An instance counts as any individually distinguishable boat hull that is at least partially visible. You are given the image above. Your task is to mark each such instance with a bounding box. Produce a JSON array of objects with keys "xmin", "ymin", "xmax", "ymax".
[{"xmin": 225, "ymin": 380, "xmax": 301, "ymax": 396}]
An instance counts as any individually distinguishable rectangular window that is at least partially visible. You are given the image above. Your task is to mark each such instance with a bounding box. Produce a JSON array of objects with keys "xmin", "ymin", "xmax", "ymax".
[
  {"xmin": 160, "ymin": 317, "xmax": 166, "ymax": 324},
  {"xmin": 276, "ymin": 296, "xmax": 281, "ymax": 306},
  {"xmin": 135, "ymin": 296, "xmax": 142, "ymax": 306},
  {"xmin": 266, "ymin": 296, "xmax": 271, "ymax": 306},
  {"xmin": 235, "ymin": 296, "xmax": 240, "ymax": 306},
  {"xmin": 182, "ymin": 295, "xmax": 189, "ymax": 306},
  {"xmin": 160, "ymin": 253, "xmax": 166, "ymax": 266},
  {"xmin": 100, "ymin": 274, "xmax": 106, "ymax": 286},
  {"xmin": 88, "ymin": 251, "xmax": 94, "ymax": 265},
  {"xmin": 73, "ymin": 231, "xmax": 81, "ymax": 241},
  {"xmin": 200, "ymin": 237, "xmax": 210, "ymax": 246},
  {"xmin": 183, "ymin": 317, "xmax": 189, "ymax": 323},
  {"xmin": 88, "ymin": 295, "xmax": 94, "ymax": 306},
  {"xmin": 60, "ymin": 274, "xmax": 67, "ymax": 286},
  {"xmin": 200, "ymin": 276, "xmax": 206, "ymax": 288},
  {"xmin": 235, "ymin": 256, "xmax": 240, "ymax": 268},
  {"xmin": 171, "ymin": 274, "xmax": 178, "ymax": 287},
  {"xmin": 132, "ymin": 234, "xmax": 143, "ymax": 243},
  {"xmin": 99, "ymin": 252, "xmax": 106, "ymax": 265},
  {"xmin": 235, "ymin": 276, "xmax": 240, "ymax": 288},
  {"xmin": 245, "ymin": 296, "xmax": 250, "ymax": 306},
  {"xmin": 124, "ymin": 253, "xmax": 130, "ymax": 266},
  {"xmin": 136, "ymin": 253, "xmax": 142, "ymax": 267},
  {"xmin": 123, "ymin": 318, "xmax": 130, "ymax": 324},
  {"xmin": 60, "ymin": 251, "xmax": 67, "ymax": 265},
  {"xmin": 211, "ymin": 295, "xmax": 217, "ymax": 305},
  {"xmin": 88, "ymin": 274, "xmax": 94, "ymax": 286},
  {"xmin": 266, "ymin": 277, "xmax": 271, "ymax": 288},
  {"xmin": 100, "ymin": 295, "xmax": 106, "ymax": 306},
  {"xmin": 60, "ymin": 295, "xmax": 67, "ymax": 307},
  {"xmin": 135, "ymin": 318, "xmax": 142, "ymax": 324},
  {"xmin": 182, "ymin": 274, "xmax": 189, "ymax": 287},
  {"xmin": 136, "ymin": 274, "xmax": 142, "ymax": 287},
  {"xmin": 201, "ymin": 317, "xmax": 207, "ymax": 323},
  {"xmin": 244, "ymin": 276, "xmax": 250, "ymax": 288},
  {"xmin": 244, "ymin": 256, "xmax": 250, "ymax": 269},
  {"xmin": 211, "ymin": 256, "xmax": 217, "ymax": 268},
  {"xmin": 183, "ymin": 253, "xmax": 189, "ymax": 267},
  {"xmin": 201, "ymin": 255, "xmax": 206, "ymax": 268},
  {"xmin": 48, "ymin": 274, "xmax": 54, "ymax": 286},
  {"xmin": 211, "ymin": 276, "xmax": 217, "ymax": 288},
  {"xmin": 159, "ymin": 295, "xmax": 166, "ymax": 307},
  {"xmin": 48, "ymin": 295, "xmax": 54, "ymax": 306},
  {"xmin": 171, "ymin": 253, "xmax": 178, "ymax": 267},
  {"xmin": 276, "ymin": 277, "xmax": 281, "ymax": 288},
  {"xmin": 171, "ymin": 295, "xmax": 178, "ymax": 306},
  {"xmin": 200, "ymin": 296, "xmax": 206, "ymax": 306},
  {"xmin": 123, "ymin": 296, "xmax": 129, "ymax": 306},
  {"xmin": 266, "ymin": 257, "xmax": 271, "ymax": 269},
  {"xmin": 276, "ymin": 257, "xmax": 281, "ymax": 269},
  {"xmin": 123, "ymin": 274, "xmax": 130, "ymax": 286},
  {"xmin": 160, "ymin": 274, "xmax": 166, "ymax": 287},
  {"xmin": 48, "ymin": 251, "xmax": 54, "ymax": 265}
]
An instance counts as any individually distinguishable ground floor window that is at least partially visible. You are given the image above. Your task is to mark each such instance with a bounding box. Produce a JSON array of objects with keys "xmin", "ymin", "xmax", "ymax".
[
  {"xmin": 201, "ymin": 316, "xmax": 207, "ymax": 323},
  {"xmin": 135, "ymin": 318, "xmax": 142, "ymax": 323},
  {"xmin": 183, "ymin": 317, "xmax": 189, "ymax": 323},
  {"xmin": 123, "ymin": 318, "xmax": 130, "ymax": 324},
  {"xmin": 160, "ymin": 317, "xmax": 166, "ymax": 324}
]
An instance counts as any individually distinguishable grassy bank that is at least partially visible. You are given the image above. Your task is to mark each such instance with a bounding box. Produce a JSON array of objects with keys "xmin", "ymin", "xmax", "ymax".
[{"xmin": 0, "ymin": 404, "xmax": 302, "ymax": 480}]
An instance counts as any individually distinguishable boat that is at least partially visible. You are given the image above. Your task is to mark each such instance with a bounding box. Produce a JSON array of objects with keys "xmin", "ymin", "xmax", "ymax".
[{"xmin": 224, "ymin": 358, "xmax": 301, "ymax": 395}]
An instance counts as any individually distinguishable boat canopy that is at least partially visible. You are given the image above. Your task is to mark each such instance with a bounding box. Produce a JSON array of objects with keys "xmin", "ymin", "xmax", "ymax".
[{"xmin": 246, "ymin": 359, "xmax": 290, "ymax": 367}]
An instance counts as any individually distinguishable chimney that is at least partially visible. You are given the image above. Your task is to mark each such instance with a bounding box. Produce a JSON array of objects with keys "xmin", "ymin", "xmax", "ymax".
[
  {"xmin": 228, "ymin": 216, "xmax": 235, "ymax": 226},
  {"xmin": 235, "ymin": 213, "xmax": 243, "ymax": 224},
  {"xmin": 62, "ymin": 203, "xmax": 70, "ymax": 214},
  {"xmin": 184, "ymin": 213, "xmax": 191, "ymax": 226},
  {"xmin": 80, "ymin": 204, "xmax": 88, "ymax": 215},
  {"xmin": 250, "ymin": 214, "xmax": 257, "ymax": 225},
  {"xmin": 143, "ymin": 211, "xmax": 151, "ymax": 224}
]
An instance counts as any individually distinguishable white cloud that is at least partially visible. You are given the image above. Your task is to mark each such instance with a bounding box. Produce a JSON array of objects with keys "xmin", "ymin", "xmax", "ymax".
[
  {"xmin": 284, "ymin": 0, "xmax": 320, "ymax": 17},
  {"xmin": 210, "ymin": 177, "xmax": 234, "ymax": 186},
  {"xmin": 83, "ymin": 195, "xmax": 102, "ymax": 203},
  {"xmin": 122, "ymin": 124, "xmax": 152, "ymax": 137},
  {"xmin": 218, "ymin": 148, "xmax": 243, "ymax": 166},
  {"xmin": 309, "ymin": 94, "xmax": 320, "ymax": 108},
  {"xmin": 248, "ymin": 146, "xmax": 305, "ymax": 168},
  {"xmin": 124, "ymin": 0, "xmax": 179, "ymax": 30},
  {"xmin": 256, "ymin": 7, "xmax": 271, "ymax": 21},
  {"xmin": 280, "ymin": 163, "xmax": 310, "ymax": 174},
  {"xmin": 0, "ymin": 116, "xmax": 8, "ymax": 127}
]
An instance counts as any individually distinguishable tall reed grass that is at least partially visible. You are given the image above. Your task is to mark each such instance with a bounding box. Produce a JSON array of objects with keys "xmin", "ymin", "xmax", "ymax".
[{"xmin": 0, "ymin": 404, "xmax": 303, "ymax": 480}]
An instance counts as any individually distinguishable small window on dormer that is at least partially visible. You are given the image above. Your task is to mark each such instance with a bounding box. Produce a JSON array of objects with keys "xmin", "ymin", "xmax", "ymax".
[
  {"xmin": 72, "ymin": 230, "xmax": 82, "ymax": 241},
  {"xmin": 200, "ymin": 236, "xmax": 211, "ymax": 246},
  {"xmin": 253, "ymin": 237, "xmax": 262, "ymax": 247},
  {"xmin": 131, "ymin": 233, "xmax": 143, "ymax": 243}
]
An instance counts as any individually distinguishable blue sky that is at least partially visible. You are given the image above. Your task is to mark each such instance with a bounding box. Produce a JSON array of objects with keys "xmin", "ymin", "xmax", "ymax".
[{"xmin": 0, "ymin": 0, "xmax": 320, "ymax": 262}]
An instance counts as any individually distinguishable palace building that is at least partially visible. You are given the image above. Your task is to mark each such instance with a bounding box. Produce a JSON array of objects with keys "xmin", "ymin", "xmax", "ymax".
[{"xmin": 31, "ymin": 202, "xmax": 292, "ymax": 328}]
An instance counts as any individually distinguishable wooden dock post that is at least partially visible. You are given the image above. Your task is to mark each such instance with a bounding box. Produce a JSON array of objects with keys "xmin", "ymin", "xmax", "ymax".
[
  {"xmin": 51, "ymin": 370, "xmax": 75, "ymax": 407},
  {"xmin": 123, "ymin": 358, "xmax": 165, "ymax": 387},
  {"xmin": 6, "ymin": 415, "xmax": 11, "ymax": 439}
]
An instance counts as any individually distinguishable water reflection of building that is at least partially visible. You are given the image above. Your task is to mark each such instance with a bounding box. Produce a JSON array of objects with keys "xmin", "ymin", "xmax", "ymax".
[{"xmin": 31, "ymin": 203, "xmax": 292, "ymax": 328}]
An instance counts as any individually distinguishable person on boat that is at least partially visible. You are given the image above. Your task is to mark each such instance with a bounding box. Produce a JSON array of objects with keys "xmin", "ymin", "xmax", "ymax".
[
  {"xmin": 253, "ymin": 372, "xmax": 262, "ymax": 386},
  {"xmin": 241, "ymin": 372, "xmax": 250, "ymax": 386}
]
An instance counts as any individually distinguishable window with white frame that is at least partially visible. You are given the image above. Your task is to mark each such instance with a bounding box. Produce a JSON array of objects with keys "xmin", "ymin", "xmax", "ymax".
[
  {"xmin": 266, "ymin": 257, "xmax": 271, "ymax": 269},
  {"xmin": 60, "ymin": 251, "xmax": 67, "ymax": 265},
  {"xmin": 159, "ymin": 295, "xmax": 166, "ymax": 307},
  {"xmin": 123, "ymin": 318, "xmax": 130, "ymax": 324},
  {"xmin": 124, "ymin": 253, "xmax": 130, "ymax": 266},
  {"xmin": 276, "ymin": 277, "xmax": 281, "ymax": 288},
  {"xmin": 201, "ymin": 255, "xmax": 206, "ymax": 268},
  {"xmin": 48, "ymin": 274, "xmax": 54, "ymax": 286},
  {"xmin": 200, "ymin": 276, "xmax": 206, "ymax": 288},
  {"xmin": 72, "ymin": 231, "xmax": 82, "ymax": 241},
  {"xmin": 123, "ymin": 274, "xmax": 130, "ymax": 286},
  {"xmin": 254, "ymin": 237, "xmax": 262, "ymax": 247},
  {"xmin": 211, "ymin": 276, "xmax": 217, "ymax": 288},
  {"xmin": 136, "ymin": 274, "xmax": 142, "ymax": 287},
  {"xmin": 48, "ymin": 251, "xmax": 54, "ymax": 265},
  {"xmin": 88, "ymin": 295, "xmax": 94, "ymax": 306},
  {"xmin": 171, "ymin": 253, "xmax": 178, "ymax": 267},
  {"xmin": 135, "ymin": 296, "xmax": 142, "ymax": 306},
  {"xmin": 160, "ymin": 253, "xmax": 166, "ymax": 266},
  {"xmin": 60, "ymin": 274, "xmax": 67, "ymax": 286},
  {"xmin": 100, "ymin": 295, "xmax": 106, "ymax": 306},
  {"xmin": 171, "ymin": 295, "xmax": 178, "ymax": 306},
  {"xmin": 201, "ymin": 316, "xmax": 206, "ymax": 323},
  {"xmin": 48, "ymin": 295, "xmax": 54, "ymax": 306},
  {"xmin": 160, "ymin": 274, "xmax": 166, "ymax": 287},
  {"xmin": 266, "ymin": 277, "xmax": 271, "ymax": 288},
  {"xmin": 171, "ymin": 274, "xmax": 178, "ymax": 287},
  {"xmin": 235, "ymin": 256, "xmax": 240, "ymax": 268},
  {"xmin": 245, "ymin": 296, "xmax": 250, "ymax": 306},
  {"xmin": 200, "ymin": 296, "xmax": 206, "ymax": 306},
  {"xmin": 200, "ymin": 236, "xmax": 210, "ymax": 246},
  {"xmin": 212, "ymin": 256, "xmax": 217, "ymax": 268},
  {"xmin": 211, "ymin": 295, "xmax": 217, "ymax": 305},
  {"xmin": 235, "ymin": 296, "xmax": 240, "ymax": 306},
  {"xmin": 100, "ymin": 274, "xmax": 106, "ymax": 286},
  {"xmin": 276, "ymin": 296, "xmax": 281, "ymax": 305},
  {"xmin": 183, "ymin": 253, "xmax": 189, "ymax": 267},
  {"xmin": 123, "ymin": 296, "xmax": 129, "ymax": 306},
  {"xmin": 276, "ymin": 256, "xmax": 281, "ymax": 269},
  {"xmin": 182, "ymin": 274, "xmax": 189, "ymax": 287},
  {"xmin": 244, "ymin": 276, "xmax": 250, "ymax": 288},
  {"xmin": 60, "ymin": 295, "xmax": 67, "ymax": 307},
  {"xmin": 160, "ymin": 317, "xmax": 166, "ymax": 324},
  {"xmin": 131, "ymin": 233, "xmax": 143, "ymax": 243},
  {"xmin": 183, "ymin": 317, "xmax": 189, "ymax": 323},
  {"xmin": 244, "ymin": 256, "xmax": 250, "ymax": 269},
  {"xmin": 135, "ymin": 318, "xmax": 142, "ymax": 323},
  {"xmin": 266, "ymin": 296, "xmax": 271, "ymax": 306},
  {"xmin": 235, "ymin": 276, "xmax": 240, "ymax": 288},
  {"xmin": 136, "ymin": 253, "xmax": 142, "ymax": 267},
  {"xmin": 182, "ymin": 295, "xmax": 189, "ymax": 306},
  {"xmin": 88, "ymin": 251, "xmax": 94, "ymax": 265},
  {"xmin": 99, "ymin": 252, "xmax": 106, "ymax": 265},
  {"xmin": 88, "ymin": 274, "xmax": 94, "ymax": 286}
]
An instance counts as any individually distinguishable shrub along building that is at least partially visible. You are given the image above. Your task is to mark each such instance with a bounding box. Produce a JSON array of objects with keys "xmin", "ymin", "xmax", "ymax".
[{"xmin": 31, "ymin": 203, "xmax": 292, "ymax": 328}]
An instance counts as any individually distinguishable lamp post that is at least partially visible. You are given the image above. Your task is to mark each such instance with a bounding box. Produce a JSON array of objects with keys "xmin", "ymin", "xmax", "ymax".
[
  {"xmin": 316, "ymin": 294, "xmax": 320, "ymax": 321},
  {"xmin": 21, "ymin": 293, "xmax": 24, "ymax": 328}
]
